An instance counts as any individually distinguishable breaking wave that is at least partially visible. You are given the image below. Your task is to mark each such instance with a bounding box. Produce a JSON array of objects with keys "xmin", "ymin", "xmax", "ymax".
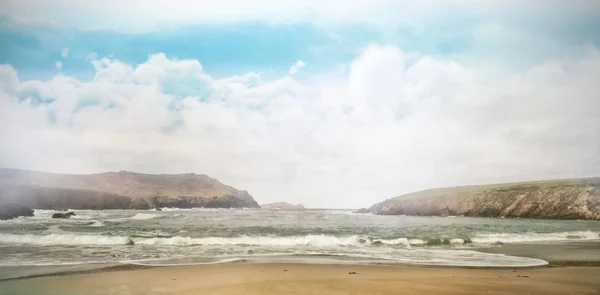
[
  {"xmin": 0, "ymin": 234, "xmax": 409, "ymax": 247},
  {"xmin": 88, "ymin": 221, "xmax": 105, "ymax": 227},
  {"xmin": 1, "ymin": 231, "xmax": 597, "ymax": 247},
  {"xmin": 129, "ymin": 213, "xmax": 160, "ymax": 220}
]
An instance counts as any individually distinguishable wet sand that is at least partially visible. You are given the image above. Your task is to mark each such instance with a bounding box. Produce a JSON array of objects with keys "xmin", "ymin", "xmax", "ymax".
[
  {"xmin": 1, "ymin": 263, "xmax": 599, "ymax": 295},
  {"xmin": 478, "ymin": 241, "xmax": 600, "ymax": 266},
  {"xmin": 2, "ymin": 242, "xmax": 599, "ymax": 294}
]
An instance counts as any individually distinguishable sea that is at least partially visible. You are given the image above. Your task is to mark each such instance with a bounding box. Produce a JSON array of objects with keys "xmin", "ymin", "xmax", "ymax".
[{"xmin": 1, "ymin": 208, "xmax": 599, "ymax": 279}]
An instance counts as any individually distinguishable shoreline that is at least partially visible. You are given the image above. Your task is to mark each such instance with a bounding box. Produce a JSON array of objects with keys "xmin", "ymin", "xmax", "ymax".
[
  {"xmin": 3, "ymin": 259, "xmax": 599, "ymax": 282},
  {"xmin": 2, "ymin": 263, "xmax": 599, "ymax": 295},
  {"xmin": 1, "ymin": 241, "xmax": 598, "ymax": 281}
]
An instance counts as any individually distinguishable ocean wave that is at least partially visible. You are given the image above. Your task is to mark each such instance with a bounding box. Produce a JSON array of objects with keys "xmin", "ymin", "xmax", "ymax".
[
  {"xmin": 1, "ymin": 231, "xmax": 597, "ymax": 247},
  {"xmin": 0, "ymin": 233, "xmax": 132, "ymax": 245},
  {"xmin": 135, "ymin": 235, "xmax": 375, "ymax": 247},
  {"xmin": 129, "ymin": 213, "xmax": 160, "ymax": 220},
  {"xmin": 408, "ymin": 239, "xmax": 427, "ymax": 245},
  {"xmin": 155, "ymin": 207, "xmax": 225, "ymax": 212},
  {"xmin": 33, "ymin": 209, "xmax": 56, "ymax": 214},
  {"xmin": 472, "ymin": 231, "xmax": 600, "ymax": 244},
  {"xmin": 70, "ymin": 215, "xmax": 92, "ymax": 220},
  {"xmin": 323, "ymin": 210, "xmax": 358, "ymax": 215},
  {"xmin": 88, "ymin": 221, "xmax": 105, "ymax": 227},
  {"xmin": 375, "ymin": 237, "xmax": 411, "ymax": 246},
  {"xmin": 0, "ymin": 234, "xmax": 410, "ymax": 247}
]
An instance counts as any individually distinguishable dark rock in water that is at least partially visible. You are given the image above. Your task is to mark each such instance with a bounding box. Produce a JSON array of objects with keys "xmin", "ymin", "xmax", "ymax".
[
  {"xmin": 0, "ymin": 203, "xmax": 34, "ymax": 220},
  {"xmin": 125, "ymin": 238, "xmax": 135, "ymax": 245},
  {"xmin": 372, "ymin": 240, "xmax": 383, "ymax": 246},
  {"xmin": 52, "ymin": 212, "xmax": 76, "ymax": 219},
  {"xmin": 492, "ymin": 241, "xmax": 504, "ymax": 246},
  {"xmin": 358, "ymin": 238, "xmax": 367, "ymax": 244},
  {"xmin": 155, "ymin": 208, "xmax": 162, "ymax": 211}
]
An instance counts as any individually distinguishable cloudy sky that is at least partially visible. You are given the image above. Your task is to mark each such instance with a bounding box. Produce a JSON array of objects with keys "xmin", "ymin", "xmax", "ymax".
[{"xmin": 1, "ymin": 0, "xmax": 599, "ymax": 208}]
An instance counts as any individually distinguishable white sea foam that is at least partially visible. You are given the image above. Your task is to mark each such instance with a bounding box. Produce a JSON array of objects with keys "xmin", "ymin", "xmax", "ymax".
[
  {"xmin": 88, "ymin": 221, "xmax": 105, "ymax": 227},
  {"xmin": 45, "ymin": 225, "xmax": 67, "ymax": 234},
  {"xmin": 123, "ymin": 250, "xmax": 548, "ymax": 268},
  {"xmin": 375, "ymin": 237, "xmax": 411, "ymax": 247},
  {"xmin": 33, "ymin": 209, "xmax": 56, "ymax": 215},
  {"xmin": 135, "ymin": 235, "xmax": 369, "ymax": 247},
  {"xmin": 379, "ymin": 249, "xmax": 548, "ymax": 267},
  {"xmin": 2, "ymin": 231, "xmax": 597, "ymax": 248},
  {"xmin": 408, "ymin": 239, "xmax": 427, "ymax": 245},
  {"xmin": 472, "ymin": 231, "xmax": 600, "ymax": 244},
  {"xmin": 0, "ymin": 233, "xmax": 555, "ymax": 268},
  {"xmin": 129, "ymin": 213, "xmax": 160, "ymax": 220},
  {"xmin": 70, "ymin": 215, "xmax": 92, "ymax": 220},
  {"xmin": 123, "ymin": 257, "xmax": 245, "ymax": 266},
  {"xmin": 157, "ymin": 207, "xmax": 181, "ymax": 211},
  {"xmin": 450, "ymin": 238, "xmax": 465, "ymax": 244},
  {"xmin": 0, "ymin": 233, "xmax": 408, "ymax": 247}
]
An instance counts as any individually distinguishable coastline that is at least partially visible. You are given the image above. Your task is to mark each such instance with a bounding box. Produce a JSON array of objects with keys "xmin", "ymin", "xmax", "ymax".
[
  {"xmin": 1, "ymin": 263, "xmax": 599, "ymax": 295},
  {"xmin": 477, "ymin": 241, "xmax": 600, "ymax": 267},
  {"xmin": 1, "ymin": 241, "xmax": 599, "ymax": 294},
  {"xmin": 1, "ymin": 241, "xmax": 598, "ymax": 281}
]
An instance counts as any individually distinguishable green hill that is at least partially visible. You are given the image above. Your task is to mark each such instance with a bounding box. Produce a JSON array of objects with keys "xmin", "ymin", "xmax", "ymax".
[
  {"xmin": 0, "ymin": 168, "xmax": 259, "ymax": 210},
  {"xmin": 366, "ymin": 178, "xmax": 600, "ymax": 220}
]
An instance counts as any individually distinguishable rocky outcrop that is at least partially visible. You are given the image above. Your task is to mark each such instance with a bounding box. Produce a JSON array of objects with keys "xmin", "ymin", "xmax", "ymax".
[
  {"xmin": 145, "ymin": 194, "xmax": 257, "ymax": 209},
  {"xmin": 0, "ymin": 168, "xmax": 260, "ymax": 210},
  {"xmin": 366, "ymin": 178, "xmax": 600, "ymax": 220},
  {"xmin": 261, "ymin": 202, "xmax": 306, "ymax": 210},
  {"xmin": 0, "ymin": 203, "xmax": 34, "ymax": 220}
]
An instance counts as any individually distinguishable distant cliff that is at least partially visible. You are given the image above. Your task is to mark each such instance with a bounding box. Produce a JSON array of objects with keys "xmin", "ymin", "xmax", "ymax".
[
  {"xmin": 261, "ymin": 202, "xmax": 305, "ymax": 210},
  {"xmin": 366, "ymin": 178, "xmax": 600, "ymax": 220},
  {"xmin": 0, "ymin": 168, "xmax": 260, "ymax": 210}
]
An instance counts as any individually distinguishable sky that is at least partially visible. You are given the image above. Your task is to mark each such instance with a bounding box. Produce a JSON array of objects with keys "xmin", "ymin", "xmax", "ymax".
[{"xmin": 1, "ymin": 0, "xmax": 599, "ymax": 208}]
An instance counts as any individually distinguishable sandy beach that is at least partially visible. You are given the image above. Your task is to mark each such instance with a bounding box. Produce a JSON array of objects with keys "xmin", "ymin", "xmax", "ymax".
[{"xmin": 1, "ymin": 263, "xmax": 599, "ymax": 295}]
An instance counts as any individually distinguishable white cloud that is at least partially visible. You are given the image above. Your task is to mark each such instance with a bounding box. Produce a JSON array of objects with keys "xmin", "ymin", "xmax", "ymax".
[
  {"xmin": 61, "ymin": 48, "xmax": 70, "ymax": 59},
  {"xmin": 1, "ymin": 45, "xmax": 599, "ymax": 208},
  {"xmin": 54, "ymin": 61, "xmax": 62, "ymax": 69},
  {"xmin": 289, "ymin": 60, "xmax": 306, "ymax": 75},
  {"xmin": 6, "ymin": 0, "xmax": 599, "ymax": 33}
]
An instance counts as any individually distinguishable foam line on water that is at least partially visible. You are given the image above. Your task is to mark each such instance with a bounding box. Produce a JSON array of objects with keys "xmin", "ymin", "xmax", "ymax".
[
  {"xmin": 1, "ymin": 231, "xmax": 598, "ymax": 247},
  {"xmin": 472, "ymin": 231, "xmax": 600, "ymax": 244}
]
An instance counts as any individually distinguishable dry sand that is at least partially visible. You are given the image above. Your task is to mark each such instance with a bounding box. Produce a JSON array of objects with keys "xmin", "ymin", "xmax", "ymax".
[{"xmin": 1, "ymin": 263, "xmax": 599, "ymax": 295}]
